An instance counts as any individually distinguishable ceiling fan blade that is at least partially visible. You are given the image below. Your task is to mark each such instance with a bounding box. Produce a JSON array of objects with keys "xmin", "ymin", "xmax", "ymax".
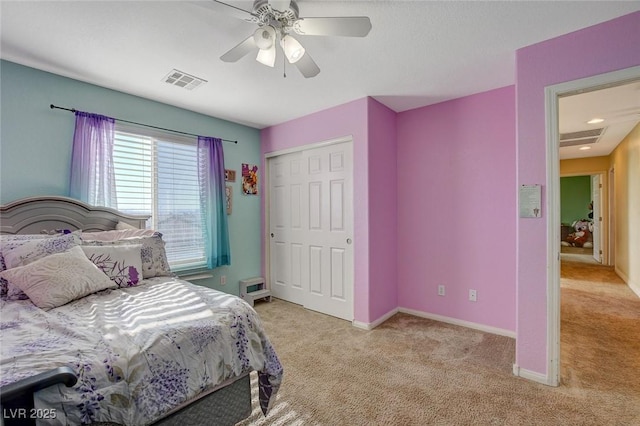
[
  {"xmin": 293, "ymin": 17, "xmax": 372, "ymax": 37},
  {"xmin": 294, "ymin": 52, "xmax": 320, "ymax": 78},
  {"xmin": 190, "ymin": 1, "xmax": 257, "ymax": 23},
  {"xmin": 220, "ymin": 35, "xmax": 257, "ymax": 62},
  {"xmin": 269, "ymin": 0, "xmax": 291, "ymax": 12}
]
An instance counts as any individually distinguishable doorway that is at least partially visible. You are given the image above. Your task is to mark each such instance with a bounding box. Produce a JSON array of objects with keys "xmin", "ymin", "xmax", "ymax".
[
  {"xmin": 559, "ymin": 173, "xmax": 603, "ymax": 264},
  {"xmin": 265, "ymin": 137, "xmax": 354, "ymax": 321},
  {"xmin": 546, "ymin": 65, "xmax": 640, "ymax": 385}
]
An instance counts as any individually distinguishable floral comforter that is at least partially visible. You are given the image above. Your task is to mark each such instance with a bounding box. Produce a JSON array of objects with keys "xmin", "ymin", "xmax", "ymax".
[{"xmin": 0, "ymin": 277, "xmax": 283, "ymax": 425}]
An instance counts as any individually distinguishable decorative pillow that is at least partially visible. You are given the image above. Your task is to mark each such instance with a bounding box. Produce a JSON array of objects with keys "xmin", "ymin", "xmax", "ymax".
[
  {"xmin": 116, "ymin": 221, "xmax": 139, "ymax": 230},
  {"xmin": 1, "ymin": 234, "xmax": 49, "ymax": 272},
  {"xmin": 2, "ymin": 232, "xmax": 80, "ymax": 269},
  {"xmin": 0, "ymin": 230, "xmax": 80, "ymax": 245},
  {"xmin": 1, "ymin": 232, "xmax": 80, "ymax": 301},
  {"xmin": 82, "ymin": 233, "xmax": 172, "ymax": 279},
  {"xmin": 81, "ymin": 228, "xmax": 156, "ymax": 242},
  {"xmin": 81, "ymin": 244, "xmax": 143, "ymax": 288},
  {"xmin": 0, "ymin": 233, "xmax": 50, "ymax": 243},
  {"xmin": 0, "ymin": 246, "xmax": 117, "ymax": 310},
  {"xmin": 3, "ymin": 282, "xmax": 30, "ymax": 301},
  {"xmin": 40, "ymin": 229, "xmax": 74, "ymax": 235}
]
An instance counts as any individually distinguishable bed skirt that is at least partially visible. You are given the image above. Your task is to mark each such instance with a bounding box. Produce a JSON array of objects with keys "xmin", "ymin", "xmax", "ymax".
[{"xmin": 92, "ymin": 373, "xmax": 252, "ymax": 426}]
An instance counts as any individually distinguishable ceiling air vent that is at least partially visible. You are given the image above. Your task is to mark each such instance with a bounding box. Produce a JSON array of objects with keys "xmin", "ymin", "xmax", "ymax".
[
  {"xmin": 162, "ymin": 69, "xmax": 207, "ymax": 90},
  {"xmin": 559, "ymin": 127, "xmax": 605, "ymax": 148}
]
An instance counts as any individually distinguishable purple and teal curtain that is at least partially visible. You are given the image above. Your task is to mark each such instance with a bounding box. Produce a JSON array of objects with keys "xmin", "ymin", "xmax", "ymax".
[
  {"xmin": 69, "ymin": 111, "xmax": 117, "ymax": 208},
  {"xmin": 197, "ymin": 136, "xmax": 231, "ymax": 267}
]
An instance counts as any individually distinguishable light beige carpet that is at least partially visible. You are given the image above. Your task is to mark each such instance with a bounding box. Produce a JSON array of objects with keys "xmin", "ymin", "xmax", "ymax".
[
  {"xmin": 560, "ymin": 246, "xmax": 593, "ymax": 256},
  {"xmin": 560, "ymin": 252, "xmax": 599, "ymax": 265},
  {"xmin": 239, "ymin": 264, "xmax": 640, "ymax": 425}
]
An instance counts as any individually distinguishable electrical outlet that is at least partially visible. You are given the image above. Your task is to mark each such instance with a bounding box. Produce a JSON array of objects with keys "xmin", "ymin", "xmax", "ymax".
[
  {"xmin": 469, "ymin": 289, "xmax": 477, "ymax": 302},
  {"xmin": 220, "ymin": 275, "xmax": 226, "ymax": 285},
  {"xmin": 438, "ymin": 285, "xmax": 445, "ymax": 296}
]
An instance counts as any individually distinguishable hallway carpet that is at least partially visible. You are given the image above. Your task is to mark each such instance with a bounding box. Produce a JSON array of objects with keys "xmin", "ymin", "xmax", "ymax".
[{"xmin": 560, "ymin": 261, "xmax": 640, "ymax": 397}]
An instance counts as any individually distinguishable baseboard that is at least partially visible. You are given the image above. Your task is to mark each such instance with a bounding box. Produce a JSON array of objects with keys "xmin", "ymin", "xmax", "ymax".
[
  {"xmin": 354, "ymin": 306, "xmax": 517, "ymax": 337},
  {"xmin": 352, "ymin": 307, "xmax": 399, "ymax": 330},
  {"xmin": 628, "ymin": 279, "xmax": 640, "ymax": 298},
  {"xmin": 398, "ymin": 307, "xmax": 516, "ymax": 338},
  {"xmin": 615, "ymin": 266, "xmax": 640, "ymax": 298},
  {"xmin": 615, "ymin": 265, "xmax": 629, "ymax": 283},
  {"xmin": 512, "ymin": 364, "xmax": 555, "ymax": 386}
]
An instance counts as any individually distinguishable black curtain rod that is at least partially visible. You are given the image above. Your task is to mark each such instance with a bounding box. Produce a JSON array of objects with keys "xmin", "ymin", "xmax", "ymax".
[{"xmin": 50, "ymin": 104, "xmax": 238, "ymax": 144}]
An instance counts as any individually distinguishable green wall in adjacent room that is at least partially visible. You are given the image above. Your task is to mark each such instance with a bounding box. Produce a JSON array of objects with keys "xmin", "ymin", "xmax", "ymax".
[
  {"xmin": 0, "ymin": 60, "xmax": 261, "ymax": 296},
  {"xmin": 560, "ymin": 175, "xmax": 591, "ymax": 225}
]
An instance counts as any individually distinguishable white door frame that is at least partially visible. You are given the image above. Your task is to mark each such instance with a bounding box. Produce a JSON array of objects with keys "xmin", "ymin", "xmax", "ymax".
[
  {"xmin": 544, "ymin": 65, "xmax": 640, "ymax": 386},
  {"xmin": 264, "ymin": 135, "xmax": 354, "ymax": 302},
  {"xmin": 591, "ymin": 173, "xmax": 602, "ymax": 263}
]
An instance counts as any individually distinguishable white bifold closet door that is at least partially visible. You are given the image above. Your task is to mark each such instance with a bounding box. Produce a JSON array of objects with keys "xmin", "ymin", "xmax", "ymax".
[{"xmin": 268, "ymin": 140, "xmax": 353, "ymax": 321}]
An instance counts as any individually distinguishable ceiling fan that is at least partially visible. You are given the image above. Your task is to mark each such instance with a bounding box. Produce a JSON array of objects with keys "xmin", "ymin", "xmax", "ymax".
[{"xmin": 200, "ymin": 0, "xmax": 372, "ymax": 78}]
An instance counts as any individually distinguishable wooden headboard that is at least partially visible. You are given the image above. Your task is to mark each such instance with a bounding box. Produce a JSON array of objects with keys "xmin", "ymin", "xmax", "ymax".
[{"xmin": 0, "ymin": 196, "xmax": 149, "ymax": 234}]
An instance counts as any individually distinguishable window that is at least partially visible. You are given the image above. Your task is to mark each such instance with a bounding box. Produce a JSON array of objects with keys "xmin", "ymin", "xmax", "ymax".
[{"xmin": 113, "ymin": 125, "xmax": 206, "ymax": 271}]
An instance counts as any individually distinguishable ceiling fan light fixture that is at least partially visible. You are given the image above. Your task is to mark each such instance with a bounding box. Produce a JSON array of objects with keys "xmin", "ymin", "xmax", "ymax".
[
  {"xmin": 212, "ymin": 0, "xmax": 372, "ymax": 78},
  {"xmin": 281, "ymin": 34, "xmax": 305, "ymax": 63},
  {"xmin": 253, "ymin": 25, "xmax": 276, "ymax": 50},
  {"xmin": 256, "ymin": 44, "xmax": 276, "ymax": 67}
]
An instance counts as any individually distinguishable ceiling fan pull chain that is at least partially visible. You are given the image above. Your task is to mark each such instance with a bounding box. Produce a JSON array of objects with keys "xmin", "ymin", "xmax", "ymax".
[{"xmin": 283, "ymin": 42, "xmax": 287, "ymax": 78}]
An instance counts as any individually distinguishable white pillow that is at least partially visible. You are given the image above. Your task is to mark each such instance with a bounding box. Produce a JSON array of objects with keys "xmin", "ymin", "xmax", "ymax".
[
  {"xmin": 116, "ymin": 221, "xmax": 138, "ymax": 230},
  {"xmin": 81, "ymin": 229, "xmax": 156, "ymax": 242},
  {"xmin": 0, "ymin": 246, "xmax": 117, "ymax": 310},
  {"xmin": 81, "ymin": 244, "xmax": 143, "ymax": 288}
]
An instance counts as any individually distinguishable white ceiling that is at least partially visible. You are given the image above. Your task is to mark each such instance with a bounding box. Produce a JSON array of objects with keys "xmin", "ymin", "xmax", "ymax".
[
  {"xmin": 1, "ymin": 0, "xmax": 639, "ymax": 157},
  {"xmin": 559, "ymin": 81, "xmax": 640, "ymax": 160}
]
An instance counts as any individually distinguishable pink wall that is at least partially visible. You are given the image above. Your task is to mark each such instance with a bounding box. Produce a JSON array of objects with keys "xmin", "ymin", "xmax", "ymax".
[
  {"xmin": 367, "ymin": 98, "xmax": 399, "ymax": 319},
  {"xmin": 397, "ymin": 86, "xmax": 517, "ymax": 332},
  {"xmin": 259, "ymin": 12, "xmax": 640, "ymax": 367},
  {"xmin": 515, "ymin": 11, "xmax": 640, "ymax": 375},
  {"xmin": 261, "ymin": 97, "xmax": 395, "ymax": 323}
]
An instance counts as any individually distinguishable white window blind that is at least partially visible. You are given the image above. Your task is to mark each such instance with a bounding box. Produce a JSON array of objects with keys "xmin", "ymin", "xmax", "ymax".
[{"xmin": 113, "ymin": 125, "xmax": 206, "ymax": 271}]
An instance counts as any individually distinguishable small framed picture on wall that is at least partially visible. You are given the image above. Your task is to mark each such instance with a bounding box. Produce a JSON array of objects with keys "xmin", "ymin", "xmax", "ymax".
[
  {"xmin": 225, "ymin": 186, "xmax": 233, "ymax": 215},
  {"xmin": 225, "ymin": 169, "xmax": 236, "ymax": 182},
  {"xmin": 242, "ymin": 163, "xmax": 258, "ymax": 195}
]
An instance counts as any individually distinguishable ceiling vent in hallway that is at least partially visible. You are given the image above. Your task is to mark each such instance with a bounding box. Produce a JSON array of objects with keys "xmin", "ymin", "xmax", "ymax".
[
  {"xmin": 559, "ymin": 127, "xmax": 605, "ymax": 147},
  {"xmin": 162, "ymin": 69, "xmax": 207, "ymax": 90}
]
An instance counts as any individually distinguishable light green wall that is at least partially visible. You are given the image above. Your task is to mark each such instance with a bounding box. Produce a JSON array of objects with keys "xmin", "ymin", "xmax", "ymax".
[
  {"xmin": 0, "ymin": 60, "xmax": 261, "ymax": 296},
  {"xmin": 560, "ymin": 175, "xmax": 591, "ymax": 225}
]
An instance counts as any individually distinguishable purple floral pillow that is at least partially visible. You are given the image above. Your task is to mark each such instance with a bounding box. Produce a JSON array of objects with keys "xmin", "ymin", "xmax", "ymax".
[
  {"xmin": 1, "ymin": 233, "xmax": 80, "ymax": 300},
  {"xmin": 81, "ymin": 244, "xmax": 143, "ymax": 288},
  {"xmin": 2, "ymin": 233, "xmax": 80, "ymax": 269},
  {"xmin": 0, "ymin": 246, "xmax": 116, "ymax": 310},
  {"xmin": 83, "ymin": 233, "xmax": 172, "ymax": 279},
  {"xmin": 1, "ymin": 235, "xmax": 49, "ymax": 282}
]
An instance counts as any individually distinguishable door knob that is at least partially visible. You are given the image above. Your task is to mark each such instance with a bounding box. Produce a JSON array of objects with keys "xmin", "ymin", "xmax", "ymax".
[
  {"xmin": 271, "ymin": 233, "xmax": 274, "ymax": 238},
  {"xmin": 346, "ymin": 238, "xmax": 352, "ymax": 244}
]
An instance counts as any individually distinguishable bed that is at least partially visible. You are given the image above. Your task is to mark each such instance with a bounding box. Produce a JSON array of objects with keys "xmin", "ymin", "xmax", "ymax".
[{"xmin": 0, "ymin": 196, "xmax": 283, "ymax": 425}]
